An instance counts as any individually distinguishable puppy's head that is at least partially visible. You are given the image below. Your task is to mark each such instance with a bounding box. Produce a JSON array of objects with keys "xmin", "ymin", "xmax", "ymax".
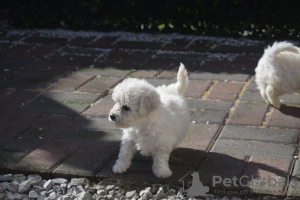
[{"xmin": 109, "ymin": 78, "xmax": 160, "ymax": 127}]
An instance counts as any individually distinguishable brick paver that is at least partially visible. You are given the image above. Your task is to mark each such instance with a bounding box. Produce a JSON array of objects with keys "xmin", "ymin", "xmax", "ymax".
[
  {"xmin": 207, "ymin": 82, "xmax": 244, "ymax": 101},
  {"xmin": 0, "ymin": 29, "xmax": 299, "ymax": 198},
  {"xmin": 242, "ymin": 156, "xmax": 293, "ymax": 196},
  {"xmin": 227, "ymin": 101, "xmax": 269, "ymax": 126},
  {"xmin": 266, "ymin": 106, "xmax": 300, "ymax": 129},
  {"xmin": 13, "ymin": 142, "xmax": 81, "ymax": 177}
]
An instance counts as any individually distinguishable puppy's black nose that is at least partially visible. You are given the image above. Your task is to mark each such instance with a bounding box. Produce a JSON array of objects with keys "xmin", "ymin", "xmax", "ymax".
[{"xmin": 110, "ymin": 114, "xmax": 116, "ymax": 121}]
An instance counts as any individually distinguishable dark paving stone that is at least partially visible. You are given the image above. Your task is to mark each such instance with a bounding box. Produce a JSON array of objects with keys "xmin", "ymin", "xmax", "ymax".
[
  {"xmin": 22, "ymin": 91, "xmax": 101, "ymax": 116},
  {"xmin": 89, "ymin": 36, "xmax": 118, "ymax": 48},
  {"xmin": 0, "ymin": 151, "xmax": 28, "ymax": 170},
  {"xmin": 13, "ymin": 141, "xmax": 81, "ymax": 176},
  {"xmin": 20, "ymin": 115, "xmax": 74, "ymax": 140},
  {"xmin": 0, "ymin": 112, "xmax": 42, "ymax": 138},
  {"xmin": 242, "ymin": 156, "xmax": 293, "ymax": 196},
  {"xmin": 24, "ymin": 36, "xmax": 68, "ymax": 46},
  {"xmin": 98, "ymin": 148, "xmax": 206, "ymax": 185},
  {"xmin": 186, "ymin": 39, "xmax": 214, "ymax": 52},
  {"xmin": 162, "ymin": 39, "xmax": 190, "ymax": 51},
  {"xmin": 56, "ymin": 117, "xmax": 121, "ymax": 142},
  {"xmin": 0, "ymin": 139, "xmax": 44, "ymax": 153},
  {"xmin": 99, "ymin": 49, "xmax": 130, "ymax": 64},
  {"xmin": 0, "ymin": 90, "xmax": 40, "ymax": 111},
  {"xmin": 231, "ymin": 54, "xmax": 261, "ymax": 75},
  {"xmin": 114, "ymin": 41, "xmax": 164, "ymax": 49},
  {"xmin": 197, "ymin": 152, "xmax": 248, "ymax": 189},
  {"xmin": 69, "ymin": 36, "xmax": 96, "ymax": 47},
  {"xmin": 52, "ymin": 142, "xmax": 119, "ymax": 178}
]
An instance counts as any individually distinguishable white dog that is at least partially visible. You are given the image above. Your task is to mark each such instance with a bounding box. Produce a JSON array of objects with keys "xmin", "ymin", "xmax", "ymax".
[
  {"xmin": 255, "ymin": 41, "xmax": 300, "ymax": 108},
  {"xmin": 108, "ymin": 63, "xmax": 190, "ymax": 178}
]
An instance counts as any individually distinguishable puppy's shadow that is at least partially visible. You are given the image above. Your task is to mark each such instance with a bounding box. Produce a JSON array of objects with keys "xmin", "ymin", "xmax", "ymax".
[{"xmin": 279, "ymin": 105, "xmax": 300, "ymax": 118}]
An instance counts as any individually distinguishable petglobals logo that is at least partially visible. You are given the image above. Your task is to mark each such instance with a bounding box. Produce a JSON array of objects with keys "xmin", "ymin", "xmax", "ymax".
[
  {"xmin": 179, "ymin": 171, "xmax": 210, "ymax": 198},
  {"xmin": 212, "ymin": 175, "xmax": 288, "ymax": 188}
]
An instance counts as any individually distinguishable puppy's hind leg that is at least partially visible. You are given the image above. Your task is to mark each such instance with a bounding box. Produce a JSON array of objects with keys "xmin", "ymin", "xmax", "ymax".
[
  {"xmin": 152, "ymin": 149, "xmax": 172, "ymax": 178},
  {"xmin": 266, "ymin": 85, "xmax": 281, "ymax": 108},
  {"xmin": 113, "ymin": 139, "xmax": 136, "ymax": 174},
  {"xmin": 259, "ymin": 85, "xmax": 269, "ymax": 104}
]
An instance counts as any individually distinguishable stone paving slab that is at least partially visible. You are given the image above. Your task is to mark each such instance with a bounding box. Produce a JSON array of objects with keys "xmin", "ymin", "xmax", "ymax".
[
  {"xmin": 52, "ymin": 142, "xmax": 120, "ymax": 179},
  {"xmin": 241, "ymin": 156, "xmax": 293, "ymax": 196},
  {"xmin": 227, "ymin": 101, "xmax": 269, "ymax": 126},
  {"xmin": 0, "ymin": 29, "xmax": 299, "ymax": 198}
]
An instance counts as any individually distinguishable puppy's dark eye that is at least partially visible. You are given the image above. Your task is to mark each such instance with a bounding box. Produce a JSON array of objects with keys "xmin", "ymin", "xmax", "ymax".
[{"xmin": 122, "ymin": 105, "xmax": 131, "ymax": 112}]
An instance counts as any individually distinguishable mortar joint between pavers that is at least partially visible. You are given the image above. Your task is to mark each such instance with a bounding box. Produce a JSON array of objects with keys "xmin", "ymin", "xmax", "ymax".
[
  {"xmin": 261, "ymin": 105, "xmax": 272, "ymax": 127},
  {"xmin": 201, "ymin": 81, "xmax": 218, "ymax": 100},
  {"xmin": 225, "ymin": 100, "xmax": 240, "ymax": 125}
]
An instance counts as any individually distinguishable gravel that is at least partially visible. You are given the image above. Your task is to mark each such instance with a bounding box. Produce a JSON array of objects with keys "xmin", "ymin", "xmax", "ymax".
[{"xmin": 0, "ymin": 173, "xmax": 285, "ymax": 200}]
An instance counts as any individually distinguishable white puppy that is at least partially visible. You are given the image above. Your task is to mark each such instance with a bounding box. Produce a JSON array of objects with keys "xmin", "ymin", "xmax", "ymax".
[
  {"xmin": 108, "ymin": 63, "xmax": 190, "ymax": 178},
  {"xmin": 255, "ymin": 41, "xmax": 300, "ymax": 108}
]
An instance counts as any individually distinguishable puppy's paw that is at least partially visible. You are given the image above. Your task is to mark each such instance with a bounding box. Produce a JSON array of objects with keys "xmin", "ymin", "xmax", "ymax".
[
  {"xmin": 112, "ymin": 160, "xmax": 131, "ymax": 174},
  {"xmin": 153, "ymin": 166, "xmax": 172, "ymax": 178}
]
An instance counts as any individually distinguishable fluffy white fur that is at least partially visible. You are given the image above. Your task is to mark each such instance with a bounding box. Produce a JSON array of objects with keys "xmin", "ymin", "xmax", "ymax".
[
  {"xmin": 108, "ymin": 63, "xmax": 190, "ymax": 178},
  {"xmin": 255, "ymin": 41, "xmax": 300, "ymax": 108}
]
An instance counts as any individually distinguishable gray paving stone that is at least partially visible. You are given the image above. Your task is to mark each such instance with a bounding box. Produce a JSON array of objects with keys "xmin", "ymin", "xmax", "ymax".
[
  {"xmin": 145, "ymin": 79, "xmax": 176, "ymax": 87},
  {"xmin": 292, "ymin": 160, "xmax": 300, "ymax": 178},
  {"xmin": 240, "ymin": 78, "xmax": 266, "ymax": 102},
  {"xmin": 211, "ymin": 138, "xmax": 297, "ymax": 159},
  {"xmin": 190, "ymin": 72, "xmax": 249, "ymax": 82},
  {"xmin": 280, "ymin": 94, "xmax": 300, "ymax": 106},
  {"xmin": 188, "ymin": 99, "xmax": 233, "ymax": 111},
  {"xmin": 190, "ymin": 110, "xmax": 228, "ymax": 124},
  {"xmin": 287, "ymin": 160, "xmax": 300, "ymax": 196},
  {"xmin": 218, "ymin": 125, "xmax": 299, "ymax": 144}
]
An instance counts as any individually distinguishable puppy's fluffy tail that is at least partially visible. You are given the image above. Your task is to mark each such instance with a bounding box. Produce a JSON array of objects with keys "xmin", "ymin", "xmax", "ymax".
[
  {"xmin": 264, "ymin": 41, "xmax": 299, "ymax": 63},
  {"xmin": 176, "ymin": 63, "xmax": 189, "ymax": 95}
]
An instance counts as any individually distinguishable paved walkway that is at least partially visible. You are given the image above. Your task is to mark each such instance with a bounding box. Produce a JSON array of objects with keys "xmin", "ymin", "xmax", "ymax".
[{"xmin": 0, "ymin": 29, "xmax": 299, "ymax": 198}]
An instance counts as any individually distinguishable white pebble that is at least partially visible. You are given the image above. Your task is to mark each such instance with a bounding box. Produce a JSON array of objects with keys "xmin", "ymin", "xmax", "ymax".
[{"xmin": 43, "ymin": 180, "xmax": 53, "ymax": 191}]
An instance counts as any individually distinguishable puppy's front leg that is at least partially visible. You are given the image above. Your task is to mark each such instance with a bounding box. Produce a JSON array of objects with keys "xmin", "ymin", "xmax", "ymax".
[
  {"xmin": 113, "ymin": 139, "xmax": 136, "ymax": 174},
  {"xmin": 152, "ymin": 150, "xmax": 172, "ymax": 178}
]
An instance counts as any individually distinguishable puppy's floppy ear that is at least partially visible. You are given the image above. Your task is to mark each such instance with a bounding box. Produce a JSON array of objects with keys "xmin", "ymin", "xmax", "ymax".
[{"xmin": 139, "ymin": 90, "xmax": 160, "ymax": 115}]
